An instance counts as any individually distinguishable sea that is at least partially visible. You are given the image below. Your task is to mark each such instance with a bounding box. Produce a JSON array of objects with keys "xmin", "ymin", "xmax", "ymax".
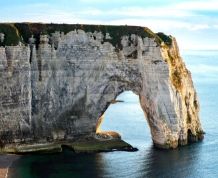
[{"xmin": 8, "ymin": 50, "xmax": 218, "ymax": 178}]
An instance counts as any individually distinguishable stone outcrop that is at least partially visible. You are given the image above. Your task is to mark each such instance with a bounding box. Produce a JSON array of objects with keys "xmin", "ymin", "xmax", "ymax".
[{"xmin": 0, "ymin": 24, "xmax": 203, "ymax": 151}]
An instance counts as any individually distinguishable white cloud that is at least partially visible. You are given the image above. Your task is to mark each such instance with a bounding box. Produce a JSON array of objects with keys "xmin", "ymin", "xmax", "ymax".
[
  {"xmin": 66, "ymin": 5, "xmax": 213, "ymax": 32},
  {"xmin": 2, "ymin": 1, "xmax": 215, "ymax": 31},
  {"xmin": 78, "ymin": 6, "xmax": 194, "ymax": 18},
  {"xmin": 79, "ymin": 8, "xmax": 103, "ymax": 16},
  {"xmin": 2, "ymin": 6, "xmax": 211, "ymax": 33},
  {"xmin": 105, "ymin": 7, "xmax": 193, "ymax": 18},
  {"xmin": 174, "ymin": 0, "xmax": 218, "ymax": 11},
  {"xmin": 189, "ymin": 24, "xmax": 210, "ymax": 31},
  {"xmin": 1, "ymin": 0, "xmax": 217, "ymax": 50},
  {"xmin": 101, "ymin": 18, "xmax": 210, "ymax": 32},
  {"xmin": 80, "ymin": 0, "xmax": 218, "ymax": 10},
  {"xmin": 213, "ymin": 25, "xmax": 218, "ymax": 29}
]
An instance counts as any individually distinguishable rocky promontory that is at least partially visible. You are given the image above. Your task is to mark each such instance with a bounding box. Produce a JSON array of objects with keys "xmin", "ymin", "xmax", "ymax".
[{"xmin": 0, "ymin": 23, "xmax": 203, "ymax": 153}]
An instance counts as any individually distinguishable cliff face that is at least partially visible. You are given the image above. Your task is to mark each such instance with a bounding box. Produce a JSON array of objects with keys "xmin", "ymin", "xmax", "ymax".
[{"xmin": 0, "ymin": 24, "xmax": 203, "ymax": 151}]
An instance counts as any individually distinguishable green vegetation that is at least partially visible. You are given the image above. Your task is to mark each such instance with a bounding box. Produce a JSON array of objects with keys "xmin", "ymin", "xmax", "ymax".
[
  {"xmin": 15, "ymin": 143, "xmax": 62, "ymax": 154},
  {"xmin": 156, "ymin": 32, "xmax": 172, "ymax": 46},
  {"xmin": 0, "ymin": 138, "xmax": 136, "ymax": 154},
  {"xmin": 68, "ymin": 139, "xmax": 133, "ymax": 153},
  {"xmin": 0, "ymin": 24, "xmax": 20, "ymax": 46},
  {"xmin": 0, "ymin": 23, "xmax": 172, "ymax": 48}
]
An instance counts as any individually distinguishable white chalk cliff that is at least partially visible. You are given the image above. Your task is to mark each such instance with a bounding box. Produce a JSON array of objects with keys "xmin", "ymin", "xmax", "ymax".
[{"xmin": 0, "ymin": 24, "xmax": 204, "ymax": 152}]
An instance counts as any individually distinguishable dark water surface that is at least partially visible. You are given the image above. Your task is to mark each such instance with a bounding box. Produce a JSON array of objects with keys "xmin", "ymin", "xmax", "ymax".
[{"xmin": 9, "ymin": 50, "xmax": 218, "ymax": 178}]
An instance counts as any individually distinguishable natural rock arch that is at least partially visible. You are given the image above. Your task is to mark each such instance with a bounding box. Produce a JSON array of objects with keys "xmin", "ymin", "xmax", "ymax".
[
  {"xmin": 0, "ymin": 24, "xmax": 204, "ymax": 151},
  {"xmin": 92, "ymin": 66, "xmax": 181, "ymax": 149}
]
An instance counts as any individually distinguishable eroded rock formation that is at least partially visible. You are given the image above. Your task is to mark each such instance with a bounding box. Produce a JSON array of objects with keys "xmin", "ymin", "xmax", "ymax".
[{"xmin": 0, "ymin": 24, "xmax": 203, "ymax": 151}]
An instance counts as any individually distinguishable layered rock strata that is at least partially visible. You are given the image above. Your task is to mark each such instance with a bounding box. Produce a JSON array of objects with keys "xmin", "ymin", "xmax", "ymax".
[{"xmin": 0, "ymin": 24, "xmax": 203, "ymax": 152}]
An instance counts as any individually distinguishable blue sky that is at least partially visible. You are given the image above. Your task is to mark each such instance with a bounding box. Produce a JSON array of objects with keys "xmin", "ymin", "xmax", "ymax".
[{"xmin": 1, "ymin": 0, "xmax": 218, "ymax": 50}]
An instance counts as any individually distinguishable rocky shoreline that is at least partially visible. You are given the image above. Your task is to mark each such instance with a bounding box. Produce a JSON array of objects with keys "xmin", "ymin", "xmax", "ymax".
[
  {"xmin": 0, "ymin": 132, "xmax": 137, "ymax": 177},
  {"xmin": 0, "ymin": 132, "xmax": 137, "ymax": 154}
]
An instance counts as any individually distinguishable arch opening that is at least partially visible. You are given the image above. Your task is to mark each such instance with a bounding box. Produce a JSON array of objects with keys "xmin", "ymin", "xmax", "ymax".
[{"xmin": 95, "ymin": 91, "xmax": 151, "ymax": 148}]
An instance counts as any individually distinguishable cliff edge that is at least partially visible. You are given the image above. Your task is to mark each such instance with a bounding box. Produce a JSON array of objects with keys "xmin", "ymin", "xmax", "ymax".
[{"xmin": 0, "ymin": 23, "xmax": 204, "ymax": 152}]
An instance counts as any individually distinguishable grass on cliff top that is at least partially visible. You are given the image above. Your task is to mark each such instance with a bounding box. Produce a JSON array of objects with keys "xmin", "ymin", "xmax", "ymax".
[
  {"xmin": 0, "ymin": 23, "xmax": 172, "ymax": 48},
  {"xmin": 156, "ymin": 32, "xmax": 172, "ymax": 46},
  {"xmin": 0, "ymin": 24, "xmax": 20, "ymax": 46}
]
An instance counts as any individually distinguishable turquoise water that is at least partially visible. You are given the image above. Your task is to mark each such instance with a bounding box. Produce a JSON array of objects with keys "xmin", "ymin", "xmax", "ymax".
[{"xmin": 9, "ymin": 50, "xmax": 218, "ymax": 178}]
